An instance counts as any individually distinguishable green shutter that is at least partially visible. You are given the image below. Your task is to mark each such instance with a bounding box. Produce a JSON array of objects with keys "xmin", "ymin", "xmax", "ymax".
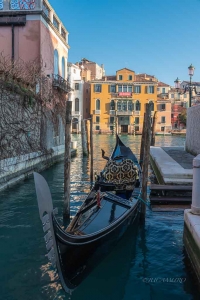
[{"xmin": 93, "ymin": 84, "xmax": 95, "ymax": 92}]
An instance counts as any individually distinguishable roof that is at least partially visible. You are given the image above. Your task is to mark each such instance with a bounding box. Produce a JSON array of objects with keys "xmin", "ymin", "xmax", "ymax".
[
  {"xmin": 116, "ymin": 68, "xmax": 135, "ymax": 73},
  {"xmin": 158, "ymin": 81, "xmax": 170, "ymax": 87},
  {"xmin": 181, "ymin": 81, "xmax": 200, "ymax": 85}
]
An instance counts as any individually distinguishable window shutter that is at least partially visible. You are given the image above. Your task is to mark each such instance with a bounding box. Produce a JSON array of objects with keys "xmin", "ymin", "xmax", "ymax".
[
  {"xmin": 145, "ymin": 86, "xmax": 148, "ymax": 94},
  {"xmin": 152, "ymin": 86, "xmax": 154, "ymax": 93},
  {"xmin": 139, "ymin": 86, "xmax": 141, "ymax": 93},
  {"xmin": 93, "ymin": 84, "xmax": 95, "ymax": 92},
  {"xmin": 108, "ymin": 85, "xmax": 110, "ymax": 93}
]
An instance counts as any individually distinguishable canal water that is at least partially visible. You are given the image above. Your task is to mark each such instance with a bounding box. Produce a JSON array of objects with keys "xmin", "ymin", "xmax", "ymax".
[{"xmin": 0, "ymin": 135, "xmax": 200, "ymax": 300}]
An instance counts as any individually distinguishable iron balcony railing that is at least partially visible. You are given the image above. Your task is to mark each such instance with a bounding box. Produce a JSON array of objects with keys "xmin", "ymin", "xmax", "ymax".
[{"xmin": 52, "ymin": 74, "xmax": 72, "ymax": 93}]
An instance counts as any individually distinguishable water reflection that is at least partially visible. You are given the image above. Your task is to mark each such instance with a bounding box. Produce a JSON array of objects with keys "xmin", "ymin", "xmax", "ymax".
[{"xmin": 1, "ymin": 134, "xmax": 198, "ymax": 300}]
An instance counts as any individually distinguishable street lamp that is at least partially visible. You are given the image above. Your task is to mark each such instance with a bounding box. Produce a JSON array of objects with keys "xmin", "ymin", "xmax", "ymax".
[{"xmin": 174, "ymin": 64, "xmax": 197, "ymax": 107}]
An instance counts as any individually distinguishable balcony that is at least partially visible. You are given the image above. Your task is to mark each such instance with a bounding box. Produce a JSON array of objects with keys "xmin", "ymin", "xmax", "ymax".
[
  {"xmin": 134, "ymin": 111, "xmax": 140, "ymax": 116},
  {"xmin": 72, "ymin": 111, "xmax": 81, "ymax": 117},
  {"xmin": 52, "ymin": 74, "xmax": 71, "ymax": 93},
  {"xmin": 95, "ymin": 110, "xmax": 101, "ymax": 114},
  {"xmin": 116, "ymin": 111, "xmax": 132, "ymax": 116},
  {"xmin": 110, "ymin": 110, "xmax": 116, "ymax": 115}
]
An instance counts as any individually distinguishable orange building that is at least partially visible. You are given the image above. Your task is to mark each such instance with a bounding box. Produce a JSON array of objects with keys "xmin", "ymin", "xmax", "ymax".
[{"xmin": 90, "ymin": 68, "xmax": 158, "ymax": 134}]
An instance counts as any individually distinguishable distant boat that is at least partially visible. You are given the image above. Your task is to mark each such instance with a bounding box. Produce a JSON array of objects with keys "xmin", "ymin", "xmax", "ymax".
[
  {"xmin": 171, "ymin": 129, "xmax": 186, "ymax": 136},
  {"xmin": 34, "ymin": 135, "xmax": 141, "ymax": 293},
  {"xmin": 155, "ymin": 132, "xmax": 171, "ymax": 136}
]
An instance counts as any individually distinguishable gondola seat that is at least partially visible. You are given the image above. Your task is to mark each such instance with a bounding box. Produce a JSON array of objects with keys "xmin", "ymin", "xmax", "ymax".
[{"xmin": 102, "ymin": 159, "xmax": 138, "ymax": 186}]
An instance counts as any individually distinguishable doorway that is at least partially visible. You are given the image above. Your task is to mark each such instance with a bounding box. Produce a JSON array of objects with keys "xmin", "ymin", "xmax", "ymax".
[{"xmin": 121, "ymin": 125, "xmax": 128, "ymax": 133}]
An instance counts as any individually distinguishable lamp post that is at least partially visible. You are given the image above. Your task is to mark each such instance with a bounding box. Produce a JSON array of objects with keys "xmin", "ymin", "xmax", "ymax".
[{"xmin": 174, "ymin": 64, "xmax": 196, "ymax": 107}]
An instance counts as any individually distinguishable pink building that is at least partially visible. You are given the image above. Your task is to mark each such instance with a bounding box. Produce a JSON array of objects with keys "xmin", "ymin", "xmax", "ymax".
[{"xmin": 0, "ymin": 0, "xmax": 69, "ymax": 81}]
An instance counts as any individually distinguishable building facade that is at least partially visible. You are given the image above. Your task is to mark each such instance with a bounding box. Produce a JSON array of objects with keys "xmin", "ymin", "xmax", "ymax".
[
  {"xmin": 0, "ymin": 0, "xmax": 70, "ymax": 149},
  {"xmin": 90, "ymin": 68, "xmax": 158, "ymax": 134}
]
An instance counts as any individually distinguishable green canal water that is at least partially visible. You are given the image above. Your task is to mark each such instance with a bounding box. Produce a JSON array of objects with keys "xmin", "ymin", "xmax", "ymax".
[{"xmin": 0, "ymin": 135, "xmax": 200, "ymax": 300}]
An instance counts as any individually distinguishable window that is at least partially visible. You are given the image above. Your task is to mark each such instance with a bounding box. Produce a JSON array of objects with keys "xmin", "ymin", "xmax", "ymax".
[
  {"xmin": 135, "ymin": 126, "xmax": 139, "ymax": 132},
  {"xmin": 109, "ymin": 85, "xmax": 116, "ymax": 93},
  {"xmin": 161, "ymin": 104, "xmax": 166, "ymax": 110},
  {"xmin": 96, "ymin": 99, "xmax": 100, "ymax": 110},
  {"xmin": 149, "ymin": 101, "xmax": 154, "ymax": 111},
  {"xmin": 110, "ymin": 126, "xmax": 114, "ymax": 131},
  {"xmin": 61, "ymin": 28, "xmax": 66, "ymax": 40},
  {"xmin": 94, "ymin": 84, "xmax": 102, "ymax": 92},
  {"xmin": 184, "ymin": 94, "xmax": 187, "ymax": 98},
  {"xmin": 75, "ymin": 98, "xmax": 79, "ymax": 112},
  {"xmin": 134, "ymin": 86, "xmax": 141, "ymax": 93},
  {"xmin": 135, "ymin": 100, "xmax": 141, "ymax": 111},
  {"xmin": 122, "ymin": 101, "xmax": 127, "ymax": 111},
  {"xmin": 135, "ymin": 117, "xmax": 139, "ymax": 124},
  {"xmin": 128, "ymin": 75, "xmax": 132, "ymax": 80},
  {"xmin": 128, "ymin": 101, "xmax": 133, "ymax": 111},
  {"xmin": 161, "ymin": 127, "xmax": 165, "ymax": 131},
  {"xmin": 62, "ymin": 57, "xmax": 65, "ymax": 78},
  {"xmin": 117, "ymin": 101, "xmax": 122, "ymax": 111},
  {"xmin": 54, "ymin": 49, "xmax": 59, "ymax": 75},
  {"xmin": 171, "ymin": 94, "xmax": 174, "ymax": 98},
  {"xmin": 128, "ymin": 86, "xmax": 132, "ymax": 92},
  {"xmin": 110, "ymin": 117, "xmax": 114, "ymax": 124},
  {"xmin": 75, "ymin": 83, "xmax": 79, "ymax": 90},
  {"xmin": 162, "ymin": 88, "xmax": 165, "ymax": 93},
  {"xmin": 147, "ymin": 86, "xmax": 154, "ymax": 94},
  {"xmin": 43, "ymin": 2, "xmax": 50, "ymax": 17},
  {"xmin": 86, "ymin": 89, "xmax": 88, "ymax": 93},
  {"xmin": 118, "ymin": 85, "xmax": 122, "ymax": 92},
  {"xmin": 123, "ymin": 85, "xmax": 127, "ymax": 92},
  {"xmin": 96, "ymin": 126, "xmax": 100, "ymax": 130},
  {"xmin": 110, "ymin": 100, "xmax": 115, "ymax": 110},
  {"xmin": 171, "ymin": 114, "xmax": 174, "ymax": 118},
  {"xmin": 53, "ymin": 16, "xmax": 59, "ymax": 30},
  {"xmin": 96, "ymin": 116, "xmax": 100, "ymax": 123},
  {"xmin": 157, "ymin": 88, "xmax": 160, "ymax": 91},
  {"xmin": 119, "ymin": 75, "xmax": 123, "ymax": 80},
  {"xmin": 161, "ymin": 116, "xmax": 166, "ymax": 123}
]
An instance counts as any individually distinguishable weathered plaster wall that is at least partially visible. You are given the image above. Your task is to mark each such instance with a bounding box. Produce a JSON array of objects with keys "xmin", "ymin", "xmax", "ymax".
[{"xmin": 186, "ymin": 104, "xmax": 200, "ymax": 155}]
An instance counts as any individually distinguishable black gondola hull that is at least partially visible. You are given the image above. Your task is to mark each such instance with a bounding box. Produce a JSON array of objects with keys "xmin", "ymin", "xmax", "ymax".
[{"xmin": 53, "ymin": 199, "xmax": 140, "ymax": 289}]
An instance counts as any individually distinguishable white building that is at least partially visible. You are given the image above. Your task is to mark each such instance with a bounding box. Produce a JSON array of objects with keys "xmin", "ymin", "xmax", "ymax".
[{"xmin": 67, "ymin": 63, "xmax": 84, "ymax": 133}]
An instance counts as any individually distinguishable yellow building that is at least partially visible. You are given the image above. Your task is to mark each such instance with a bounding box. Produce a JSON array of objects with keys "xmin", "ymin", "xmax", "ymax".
[{"xmin": 90, "ymin": 68, "xmax": 158, "ymax": 134}]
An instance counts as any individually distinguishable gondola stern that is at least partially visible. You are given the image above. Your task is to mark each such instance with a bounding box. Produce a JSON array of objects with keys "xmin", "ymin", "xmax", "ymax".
[{"xmin": 33, "ymin": 172, "xmax": 74, "ymax": 295}]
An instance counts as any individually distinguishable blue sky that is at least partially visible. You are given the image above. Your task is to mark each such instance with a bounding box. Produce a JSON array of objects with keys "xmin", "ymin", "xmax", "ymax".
[{"xmin": 49, "ymin": 0, "xmax": 200, "ymax": 85}]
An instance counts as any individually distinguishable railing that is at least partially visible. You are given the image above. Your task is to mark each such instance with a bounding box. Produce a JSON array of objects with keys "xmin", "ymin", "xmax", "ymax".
[
  {"xmin": 52, "ymin": 74, "xmax": 72, "ymax": 93},
  {"xmin": 95, "ymin": 110, "xmax": 101, "ymax": 114},
  {"xmin": 109, "ymin": 110, "xmax": 115, "ymax": 115},
  {"xmin": 134, "ymin": 111, "xmax": 140, "ymax": 115},
  {"xmin": 116, "ymin": 111, "xmax": 132, "ymax": 116},
  {"xmin": 72, "ymin": 111, "xmax": 81, "ymax": 116}
]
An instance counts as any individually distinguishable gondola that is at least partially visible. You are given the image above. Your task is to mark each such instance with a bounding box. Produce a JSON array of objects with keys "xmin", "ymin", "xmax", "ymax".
[{"xmin": 34, "ymin": 135, "xmax": 141, "ymax": 293}]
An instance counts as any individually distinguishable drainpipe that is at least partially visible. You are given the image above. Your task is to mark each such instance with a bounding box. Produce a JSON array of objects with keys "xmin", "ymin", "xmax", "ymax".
[
  {"xmin": 191, "ymin": 154, "xmax": 200, "ymax": 215},
  {"xmin": 12, "ymin": 24, "xmax": 15, "ymax": 61}
]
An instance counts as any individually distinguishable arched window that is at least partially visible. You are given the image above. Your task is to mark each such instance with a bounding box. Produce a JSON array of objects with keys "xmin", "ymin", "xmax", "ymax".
[
  {"xmin": 128, "ymin": 101, "xmax": 133, "ymax": 111},
  {"xmin": 110, "ymin": 100, "xmax": 115, "ymax": 110},
  {"xmin": 96, "ymin": 99, "xmax": 100, "ymax": 110},
  {"xmin": 62, "ymin": 57, "xmax": 65, "ymax": 78},
  {"xmin": 136, "ymin": 100, "xmax": 141, "ymax": 111},
  {"xmin": 75, "ymin": 98, "xmax": 79, "ymax": 112},
  {"xmin": 149, "ymin": 100, "xmax": 154, "ymax": 111},
  {"xmin": 54, "ymin": 49, "xmax": 59, "ymax": 75}
]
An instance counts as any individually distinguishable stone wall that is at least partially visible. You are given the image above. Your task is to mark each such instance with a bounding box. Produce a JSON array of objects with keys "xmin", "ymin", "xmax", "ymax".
[{"xmin": 186, "ymin": 104, "xmax": 200, "ymax": 155}]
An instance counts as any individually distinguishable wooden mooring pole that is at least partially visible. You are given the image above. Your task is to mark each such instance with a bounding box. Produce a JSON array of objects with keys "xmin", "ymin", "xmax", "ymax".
[
  {"xmin": 81, "ymin": 119, "xmax": 88, "ymax": 156},
  {"xmin": 151, "ymin": 111, "xmax": 158, "ymax": 146},
  {"xmin": 140, "ymin": 113, "xmax": 146, "ymax": 168},
  {"xmin": 86, "ymin": 119, "xmax": 90, "ymax": 154},
  {"xmin": 90, "ymin": 115, "xmax": 94, "ymax": 182},
  {"xmin": 63, "ymin": 101, "xmax": 72, "ymax": 221},
  {"xmin": 141, "ymin": 103, "xmax": 152, "ymax": 220}
]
